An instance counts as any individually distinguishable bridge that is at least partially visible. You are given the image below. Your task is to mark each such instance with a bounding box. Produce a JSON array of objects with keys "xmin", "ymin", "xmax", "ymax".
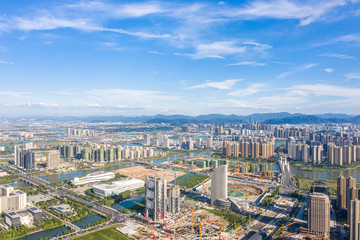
[{"xmin": 45, "ymin": 210, "xmax": 81, "ymax": 231}]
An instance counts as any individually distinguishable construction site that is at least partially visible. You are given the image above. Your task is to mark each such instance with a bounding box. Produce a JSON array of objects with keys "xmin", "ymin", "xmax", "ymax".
[{"xmin": 122, "ymin": 206, "xmax": 244, "ymax": 240}]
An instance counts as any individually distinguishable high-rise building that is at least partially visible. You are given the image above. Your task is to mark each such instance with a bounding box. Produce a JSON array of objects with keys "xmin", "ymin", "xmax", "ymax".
[
  {"xmin": 46, "ymin": 150, "xmax": 60, "ymax": 170},
  {"xmin": 167, "ymin": 184, "xmax": 180, "ymax": 214},
  {"xmin": 211, "ymin": 165, "xmax": 228, "ymax": 205},
  {"xmin": 337, "ymin": 176, "xmax": 357, "ymax": 211},
  {"xmin": 308, "ymin": 193, "xmax": 330, "ymax": 238},
  {"xmin": 337, "ymin": 176, "xmax": 346, "ymax": 210},
  {"xmin": 14, "ymin": 145, "xmax": 24, "ymax": 167},
  {"xmin": 311, "ymin": 145, "xmax": 323, "ymax": 164},
  {"xmin": 348, "ymin": 187, "xmax": 359, "ymax": 223},
  {"xmin": 145, "ymin": 175, "xmax": 167, "ymax": 220},
  {"xmin": 144, "ymin": 134, "xmax": 151, "ymax": 146},
  {"xmin": 350, "ymin": 199, "xmax": 360, "ymax": 240},
  {"xmin": 23, "ymin": 151, "xmax": 35, "ymax": 170}
]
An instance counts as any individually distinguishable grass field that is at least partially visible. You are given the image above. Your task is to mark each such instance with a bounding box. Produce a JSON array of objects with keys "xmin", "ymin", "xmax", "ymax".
[
  {"xmin": 177, "ymin": 174, "xmax": 208, "ymax": 188},
  {"xmin": 73, "ymin": 226, "xmax": 132, "ymax": 240}
]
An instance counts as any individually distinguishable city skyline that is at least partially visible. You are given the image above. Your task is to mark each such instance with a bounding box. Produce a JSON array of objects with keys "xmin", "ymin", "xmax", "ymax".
[{"xmin": 1, "ymin": 0, "xmax": 360, "ymax": 116}]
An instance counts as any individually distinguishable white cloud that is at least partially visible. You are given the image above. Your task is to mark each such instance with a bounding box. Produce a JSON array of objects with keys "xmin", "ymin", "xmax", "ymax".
[
  {"xmin": 288, "ymin": 84, "xmax": 360, "ymax": 98},
  {"xmin": 187, "ymin": 79, "xmax": 242, "ymax": 90},
  {"xmin": 324, "ymin": 68, "xmax": 334, "ymax": 73},
  {"xmin": 0, "ymin": 90, "xmax": 28, "ymax": 97},
  {"xmin": 179, "ymin": 41, "xmax": 246, "ymax": 59},
  {"xmin": 228, "ymin": 83, "xmax": 266, "ymax": 96},
  {"xmin": 227, "ymin": 61, "xmax": 266, "ymax": 66},
  {"xmin": 85, "ymin": 88, "xmax": 177, "ymax": 102},
  {"xmin": 0, "ymin": 60, "xmax": 14, "ymax": 64},
  {"xmin": 64, "ymin": 1, "xmax": 166, "ymax": 18},
  {"xmin": 49, "ymin": 90, "xmax": 74, "ymax": 95},
  {"xmin": 319, "ymin": 53, "xmax": 357, "ymax": 60},
  {"xmin": 222, "ymin": 99, "xmax": 274, "ymax": 109},
  {"xmin": 13, "ymin": 16, "xmax": 96, "ymax": 31},
  {"xmin": 346, "ymin": 73, "xmax": 360, "ymax": 80},
  {"xmin": 223, "ymin": 0, "xmax": 347, "ymax": 26},
  {"xmin": 277, "ymin": 63, "xmax": 317, "ymax": 78},
  {"xmin": 2, "ymin": 102, "xmax": 60, "ymax": 108},
  {"xmin": 243, "ymin": 41, "xmax": 272, "ymax": 50},
  {"xmin": 148, "ymin": 50, "xmax": 166, "ymax": 55},
  {"xmin": 93, "ymin": 27, "xmax": 172, "ymax": 39},
  {"xmin": 257, "ymin": 95, "xmax": 307, "ymax": 105}
]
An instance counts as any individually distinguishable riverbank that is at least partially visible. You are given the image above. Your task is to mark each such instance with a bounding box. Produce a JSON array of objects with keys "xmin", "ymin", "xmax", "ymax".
[
  {"xmin": 295, "ymin": 176, "xmax": 360, "ymax": 194},
  {"xmin": 290, "ymin": 160, "xmax": 360, "ymax": 172}
]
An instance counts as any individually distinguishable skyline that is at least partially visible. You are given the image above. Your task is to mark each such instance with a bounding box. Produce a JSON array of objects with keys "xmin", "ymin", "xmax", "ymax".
[{"xmin": 1, "ymin": 0, "xmax": 360, "ymax": 116}]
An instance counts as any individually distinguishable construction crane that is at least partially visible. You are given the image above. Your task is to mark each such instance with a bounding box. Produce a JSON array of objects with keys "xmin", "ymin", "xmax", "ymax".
[
  {"xmin": 143, "ymin": 212, "xmax": 157, "ymax": 239},
  {"xmin": 198, "ymin": 218, "xmax": 202, "ymax": 238},
  {"xmin": 308, "ymin": 183, "xmax": 337, "ymax": 193},
  {"xmin": 174, "ymin": 154, "xmax": 181, "ymax": 164},
  {"xmin": 279, "ymin": 220, "xmax": 299, "ymax": 237},
  {"xmin": 191, "ymin": 210, "xmax": 194, "ymax": 227},
  {"xmin": 159, "ymin": 210, "xmax": 172, "ymax": 240}
]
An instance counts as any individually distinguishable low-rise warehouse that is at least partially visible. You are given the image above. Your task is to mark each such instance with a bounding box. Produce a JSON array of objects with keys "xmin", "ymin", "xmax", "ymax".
[{"xmin": 93, "ymin": 178, "xmax": 144, "ymax": 197}]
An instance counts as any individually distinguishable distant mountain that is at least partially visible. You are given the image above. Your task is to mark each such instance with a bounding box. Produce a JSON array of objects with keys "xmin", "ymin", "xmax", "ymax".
[
  {"xmin": 263, "ymin": 115, "xmax": 360, "ymax": 124},
  {"xmin": 246, "ymin": 112, "xmax": 304, "ymax": 122},
  {"xmin": 314, "ymin": 113, "xmax": 355, "ymax": 119},
  {"xmin": 7, "ymin": 112, "xmax": 360, "ymax": 124}
]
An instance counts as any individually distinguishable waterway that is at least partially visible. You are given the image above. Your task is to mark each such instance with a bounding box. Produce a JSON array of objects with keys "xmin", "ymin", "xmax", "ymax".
[
  {"xmin": 17, "ymin": 225, "xmax": 71, "ymax": 240},
  {"xmin": 72, "ymin": 213, "xmax": 104, "ymax": 228},
  {"xmin": 290, "ymin": 163, "xmax": 360, "ymax": 182},
  {"xmin": 39, "ymin": 151, "xmax": 214, "ymax": 183},
  {"xmin": 113, "ymin": 192, "xmax": 145, "ymax": 211},
  {"xmin": 3, "ymin": 180, "xmax": 30, "ymax": 188}
]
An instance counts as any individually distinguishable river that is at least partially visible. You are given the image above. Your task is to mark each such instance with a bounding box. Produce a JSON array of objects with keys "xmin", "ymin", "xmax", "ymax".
[
  {"xmin": 17, "ymin": 225, "xmax": 71, "ymax": 240},
  {"xmin": 290, "ymin": 163, "xmax": 360, "ymax": 182},
  {"xmin": 39, "ymin": 151, "xmax": 214, "ymax": 183}
]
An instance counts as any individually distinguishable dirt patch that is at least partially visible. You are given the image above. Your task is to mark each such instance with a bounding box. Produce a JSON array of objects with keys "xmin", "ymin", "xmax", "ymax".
[{"xmin": 114, "ymin": 166, "xmax": 185, "ymax": 182}]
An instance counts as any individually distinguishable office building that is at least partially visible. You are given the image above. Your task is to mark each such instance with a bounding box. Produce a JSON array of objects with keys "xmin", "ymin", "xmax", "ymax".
[
  {"xmin": 46, "ymin": 150, "xmax": 60, "ymax": 169},
  {"xmin": 350, "ymin": 199, "xmax": 360, "ymax": 240},
  {"xmin": 93, "ymin": 178, "xmax": 145, "ymax": 197},
  {"xmin": 0, "ymin": 185, "xmax": 27, "ymax": 213},
  {"xmin": 307, "ymin": 193, "xmax": 330, "ymax": 238},
  {"xmin": 211, "ymin": 165, "xmax": 228, "ymax": 205},
  {"xmin": 145, "ymin": 175, "xmax": 167, "ymax": 220}
]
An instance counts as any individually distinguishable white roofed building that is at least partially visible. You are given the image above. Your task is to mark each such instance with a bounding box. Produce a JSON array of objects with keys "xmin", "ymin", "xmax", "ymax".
[{"xmin": 93, "ymin": 178, "xmax": 144, "ymax": 197}]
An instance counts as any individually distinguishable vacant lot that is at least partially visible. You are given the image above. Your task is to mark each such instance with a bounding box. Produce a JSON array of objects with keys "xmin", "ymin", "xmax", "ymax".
[{"xmin": 115, "ymin": 166, "xmax": 185, "ymax": 182}]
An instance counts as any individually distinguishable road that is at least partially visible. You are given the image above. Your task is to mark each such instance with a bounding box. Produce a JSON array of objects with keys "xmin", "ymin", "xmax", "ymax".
[
  {"xmin": 279, "ymin": 156, "xmax": 295, "ymax": 195},
  {"xmin": 0, "ymin": 164, "xmax": 131, "ymax": 223}
]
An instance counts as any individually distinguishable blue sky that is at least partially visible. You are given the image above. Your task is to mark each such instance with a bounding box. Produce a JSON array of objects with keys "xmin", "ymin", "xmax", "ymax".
[{"xmin": 0, "ymin": 0, "xmax": 360, "ymax": 116}]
